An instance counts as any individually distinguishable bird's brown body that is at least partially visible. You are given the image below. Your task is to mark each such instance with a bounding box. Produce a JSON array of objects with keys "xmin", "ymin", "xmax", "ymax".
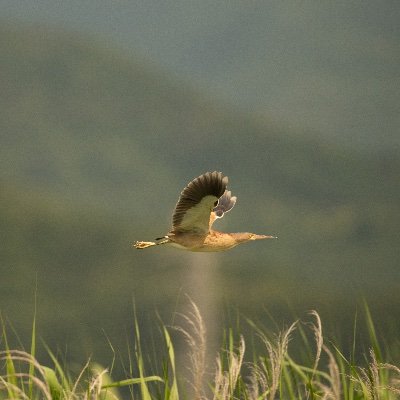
[
  {"xmin": 133, "ymin": 172, "xmax": 276, "ymax": 252},
  {"xmin": 167, "ymin": 230, "xmax": 270, "ymax": 252}
]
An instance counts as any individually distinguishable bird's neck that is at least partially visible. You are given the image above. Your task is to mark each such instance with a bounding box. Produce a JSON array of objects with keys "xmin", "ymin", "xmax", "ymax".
[{"xmin": 210, "ymin": 230, "xmax": 249, "ymax": 243}]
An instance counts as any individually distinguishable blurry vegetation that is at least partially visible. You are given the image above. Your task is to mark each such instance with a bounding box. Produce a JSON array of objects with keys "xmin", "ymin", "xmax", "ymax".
[
  {"xmin": 1, "ymin": 302, "xmax": 400, "ymax": 399},
  {"xmin": 0, "ymin": 24, "xmax": 399, "ymax": 368}
]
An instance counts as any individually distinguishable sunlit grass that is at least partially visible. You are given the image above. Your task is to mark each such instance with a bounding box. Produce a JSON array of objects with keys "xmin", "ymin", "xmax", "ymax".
[{"xmin": 1, "ymin": 303, "xmax": 399, "ymax": 399}]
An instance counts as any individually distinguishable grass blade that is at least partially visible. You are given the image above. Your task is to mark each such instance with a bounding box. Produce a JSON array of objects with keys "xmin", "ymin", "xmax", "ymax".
[
  {"xmin": 102, "ymin": 375, "xmax": 163, "ymax": 389},
  {"xmin": 1, "ymin": 316, "xmax": 18, "ymax": 399},
  {"xmin": 28, "ymin": 291, "xmax": 37, "ymax": 399},
  {"xmin": 164, "ymin": 328, "xmax": 179, "ymax": 400}
]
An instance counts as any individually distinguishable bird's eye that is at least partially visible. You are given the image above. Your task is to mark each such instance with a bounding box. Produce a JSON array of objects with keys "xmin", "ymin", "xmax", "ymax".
[{"xmin": 214, "ymin": 200, "xmax": 218, "ymax": 206}]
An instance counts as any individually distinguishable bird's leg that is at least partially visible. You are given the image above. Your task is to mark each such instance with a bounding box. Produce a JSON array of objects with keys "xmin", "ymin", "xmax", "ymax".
[
  {"xmin": 133, "ymin": 241, "xmax": 157, "ymax": 249},
  {"xmin": 133, "ymin": 237, "xmax": 170, "ymax": 249}
]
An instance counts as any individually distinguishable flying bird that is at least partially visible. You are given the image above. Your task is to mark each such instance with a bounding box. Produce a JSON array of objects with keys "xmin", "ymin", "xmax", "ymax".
[{"xmin": 133, "ymin": 171, "xmax": 276, "ymax": 252}]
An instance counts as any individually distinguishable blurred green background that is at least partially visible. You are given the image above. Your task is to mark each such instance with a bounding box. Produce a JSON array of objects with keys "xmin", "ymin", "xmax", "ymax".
[{"xmin": 1, "ymin": 2, "xmax": 399, "ymax": 369}]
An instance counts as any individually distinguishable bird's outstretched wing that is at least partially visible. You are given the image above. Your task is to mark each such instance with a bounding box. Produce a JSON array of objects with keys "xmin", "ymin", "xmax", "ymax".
[{"xmin": 172, "ymin": 171, "xmax": 228, "ymax": 234}]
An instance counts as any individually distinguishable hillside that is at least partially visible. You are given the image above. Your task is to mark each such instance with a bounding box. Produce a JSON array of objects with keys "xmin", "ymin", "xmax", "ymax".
[
  {"xmin": 1, "ymin": 25, "xmax": 399, "ymax": 365},
  {"xmin": 2, "ymin": 3, "xmax": 399, "ymax": 149}
]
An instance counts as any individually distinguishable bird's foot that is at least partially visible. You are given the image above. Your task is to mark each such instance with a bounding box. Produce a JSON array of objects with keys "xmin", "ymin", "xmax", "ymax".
[{"xmin": 132, "ymin": 241, "xmax": 156, "ymax": 249}]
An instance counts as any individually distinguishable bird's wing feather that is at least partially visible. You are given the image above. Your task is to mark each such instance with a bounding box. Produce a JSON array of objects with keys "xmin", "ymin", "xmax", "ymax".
[
  {"xmin": 209, "ymin": 190, "xmax": 237, "ymax": 229},
  {"xmin": 172, "ymin": 171, "xmax": 228, "ymax": 234},
  {"xmin": 213, "ymin": 190, "xmax": 237, "ymax": 218}
]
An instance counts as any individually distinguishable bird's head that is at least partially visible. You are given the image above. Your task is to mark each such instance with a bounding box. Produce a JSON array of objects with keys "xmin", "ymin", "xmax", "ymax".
[{"xmin": 235, "ymin": 232, "xmax": 277, "ymax": 243}]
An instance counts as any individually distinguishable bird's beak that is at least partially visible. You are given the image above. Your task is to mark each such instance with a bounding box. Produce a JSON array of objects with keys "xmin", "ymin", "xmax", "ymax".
[{"xmin": 251, "ymin": 234, "xmax": 277, "ymax": 240}]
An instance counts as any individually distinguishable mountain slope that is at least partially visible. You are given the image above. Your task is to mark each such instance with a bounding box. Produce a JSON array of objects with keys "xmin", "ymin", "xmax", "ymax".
[
  {"xmin": 1, "ymin": 25, "xmax": 399, "ymax": 365},
  {"xmin": 2, "ymin": 3, "xmax": 399, "ymax": 148}
]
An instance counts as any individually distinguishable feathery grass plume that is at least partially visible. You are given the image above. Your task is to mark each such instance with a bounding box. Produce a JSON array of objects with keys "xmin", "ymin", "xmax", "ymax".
[
  {"xmin": 172, "ymin": 297, "xmax": 207, "ymax": 400},
  {"xmin": 308, "ymin": 310, "xmax": 323, "ymax": 378},
  {"xmin": 90, "ymin": 363, "xmax": 121, "ymax": 400},
  {"xmin": 380, "ymin": 363, "xmax": 400, "ymax": 395},
  {"xmin": 355, "ymin": 348, "xmax": 381, "ymax": 399},
  {"xmin": 0, "ymin": 350, "xmax": 53, "ymax": 399},
  {"xmin": 251, "ymin": 320, "xmax": 298, "ymax": 400},
  {"xmin": 312, "ymin": 345, "xmax": 341, "ymax": 400},
  {"xmin": 303, "ymin": 309, "xmax": 324, "ymax": 398},
  {"xmin": 362, "ymin": 302, "xmax": 397, "ymax": 398},
  {"xmin": 354, "ymin": 349, "xmax": 400, "ymax": 400},
  {"xmin": 213, "ymin": 335, "xmax": 245, "ymax": 400}
]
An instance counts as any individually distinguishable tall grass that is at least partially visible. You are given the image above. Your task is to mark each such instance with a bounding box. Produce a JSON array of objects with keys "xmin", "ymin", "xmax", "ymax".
[{"xmin": 1, "ymin": 303, "xmax": 399, "ymax": 399}]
